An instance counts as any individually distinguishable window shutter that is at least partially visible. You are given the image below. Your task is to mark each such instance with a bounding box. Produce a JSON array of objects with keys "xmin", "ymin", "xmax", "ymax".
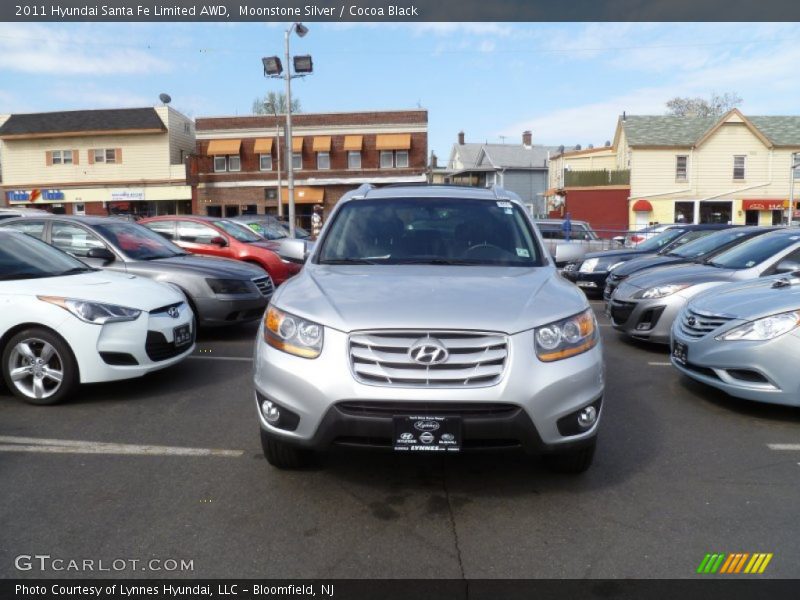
[
  {"xmin": 46, "ymin": 151, "xmax": 53, "ymax": 166},
  {"xmin": 88, "ymin": 149, "xmax": 95, "ymax": 164},
  {"xmin": 73, "ymin": 150, "xmax": 79, "ymax": 165},
  {"xmin": 115, "ymin": 148, "xmax": 122, "ymax": 163}
]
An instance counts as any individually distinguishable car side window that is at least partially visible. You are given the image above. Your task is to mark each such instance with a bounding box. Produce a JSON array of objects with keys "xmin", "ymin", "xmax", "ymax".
[
  {"xmin": 51, "ymin": 222, "xmax": 105, "ymax": 257},
  {"xmin": 146, "ymin": 220, "xmax": 176, "ymax": 241},
  {"xmin": 3, "ymin": 220, "xmax": 46, "ymax": 240},
  {"xmin": 763, "ymin": 247, "xmax": 800, "ymax": 276},
  {"xmin": 176, "ymin": 221, "xmax": 220, "ymax": 244}
]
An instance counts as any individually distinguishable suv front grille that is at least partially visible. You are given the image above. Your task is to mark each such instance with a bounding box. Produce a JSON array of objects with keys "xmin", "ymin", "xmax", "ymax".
[
  {"xmin": 679, "ymin": 308, "xmax": 735, "ymax": 338},
  {"xmin": 252, "ymin": 276, "xmax": 274, "ymax": 297},
  {"xmin": 348, "ymin": 330, "xmax": 508, "ymax": 388}
]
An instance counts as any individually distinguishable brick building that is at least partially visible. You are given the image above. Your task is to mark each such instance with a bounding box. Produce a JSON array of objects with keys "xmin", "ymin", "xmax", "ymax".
[{"xmin": 191, "ymin": 110, "xmax": 428, "ymax": 226}]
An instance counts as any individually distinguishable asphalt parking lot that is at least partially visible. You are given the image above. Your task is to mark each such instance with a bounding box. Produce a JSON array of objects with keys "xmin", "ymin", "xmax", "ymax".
[{"xmin": 1, "ymin": 300, "xmax": 799, "ymax": 579}]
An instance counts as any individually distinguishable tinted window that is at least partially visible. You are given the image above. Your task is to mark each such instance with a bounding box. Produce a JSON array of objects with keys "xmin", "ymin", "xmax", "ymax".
[
  {"xmin": 146, "ymin": 220, "xmax": 176, "ymax": 240},
  {"xmin": 94, "ymin": 222, "xmax": 186, "ymax": 260},
  {"xmin": 0, "ymin": 233, "xmax": 90, "ymax": 280},
  {"xmin": 318, "ymin": 198, "xmax": 542, "ymax": 266},
  {"xmin": 51, "ymin": 222, "xmax": 105, "ymax": 257},
  {"xmin": 1, "ymin": 220, "xmax": 46, "ymax": 240},
  {"xmin": 636, "ymin": 228, "xmax": 685, "ymax": 252},
  {"xmin": 671, "ymin": 228, "xmax": 753, "ymax": 259},
  {"xmin": 661, "ymin": 229, "xmax": 714, "ymax": 253},
  {"xmin": 175, "ymin": 221, "xmax": 220, "ymax": 244},
  {"xmin": 709, "ymin": 233, "xmax": 800, "ymax": 269}
]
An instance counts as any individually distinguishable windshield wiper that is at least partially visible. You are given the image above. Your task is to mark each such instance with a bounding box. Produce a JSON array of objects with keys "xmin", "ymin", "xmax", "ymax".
[
  {"xmin": 0, "ymin": 272, "xmax": 52, "ymax": 280},
  {"xmin": 393, "ymin": 258, "xmax": 480, "ymax": 265},
  {"xmin": 319, "ymin": 258, "xmax": 380, "ymax": 265}
]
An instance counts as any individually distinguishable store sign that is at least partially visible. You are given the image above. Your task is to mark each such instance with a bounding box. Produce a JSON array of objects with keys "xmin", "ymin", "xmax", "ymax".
[
  {"xmin": 7, "ymin": 189, "xmax": 64, "ymax": 203},
  {"xmin": 742, "ymin": 199, "xmax": 787, "ymax": 211},
  {"xmin": 42, "ymin": 190, "xmax": 64, "ymax": 200},
  {"xmin": 7, "ymin": 190, "xmax": 31, "ymax": 203},
  {"xmin": 111, "ymin": 189, "xmax": 145, "ymax": 202}
]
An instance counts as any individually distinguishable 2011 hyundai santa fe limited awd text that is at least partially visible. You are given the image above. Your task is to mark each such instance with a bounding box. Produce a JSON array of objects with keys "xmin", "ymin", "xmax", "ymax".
[{"xmin": 253, "ymin": 185, "xmax": 604, "ymax": 473}]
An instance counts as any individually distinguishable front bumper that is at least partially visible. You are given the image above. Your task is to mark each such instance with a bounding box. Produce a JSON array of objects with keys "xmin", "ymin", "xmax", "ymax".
[
  {"xmin": 671, "ymin": 326, "xmax": 800, "ymax": 406},
  {"xmin": 562, "ymin": 269, "xmax": 609, "ymax": 294},
  {"xmin": 194, "ymin": 294, "xmax": 268, "ymax": 327},
  {"xmin": 252, "ymin": 325, "xmax": 604, "ymax": 453},
  {"xmin": 608, "ymin": 295, "xmax": 687, "ymax": 344}
]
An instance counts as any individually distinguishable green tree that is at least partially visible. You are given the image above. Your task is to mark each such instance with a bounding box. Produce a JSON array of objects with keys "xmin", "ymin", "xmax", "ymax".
[
  {"xmin": 665, "ymin": 92, "xmax": 743, "ymax": 118},
  {"xmin": 252, "ymin": 91, "xmax": 302, "ymax": 115}
]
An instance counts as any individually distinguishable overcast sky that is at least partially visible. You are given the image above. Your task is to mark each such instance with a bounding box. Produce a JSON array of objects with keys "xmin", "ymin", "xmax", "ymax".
[{"xmin": 1, "ymin": 22, "xmax": 799, "ymax": 159}]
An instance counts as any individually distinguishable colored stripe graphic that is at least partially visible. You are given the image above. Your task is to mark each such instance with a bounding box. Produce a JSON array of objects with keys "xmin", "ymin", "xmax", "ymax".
[{"xmin": 699, "ymin": 553, "xmax": 773, "ymax": 574}]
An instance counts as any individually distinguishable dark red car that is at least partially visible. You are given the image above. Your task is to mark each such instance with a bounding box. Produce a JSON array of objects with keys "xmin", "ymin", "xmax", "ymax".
[{"xmin": 139, "ymin": 215, "xmax": 299, "ymax": 285}]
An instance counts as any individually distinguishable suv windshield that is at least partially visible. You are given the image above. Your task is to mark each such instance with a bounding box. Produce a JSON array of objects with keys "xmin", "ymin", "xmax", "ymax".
[
  {"xmin": 317, "ymin": 198, "xmax": 542, "ymax": 266},
  {"xmin": 214, "ymin": 220, "xmax": 263, "ymax": 242},
  {"xmin": 0, "ymin": 233, "xmax": 93, "ymax": 280},
  {"xmin": 708, "ymin": 232, "xmax": 800, "ymax": 269},
  {"xmin": 94, "ymin": 222, "xmax": 187, "ymax": 260},
  {"xmin": 670, "ymin": 228, "xmax": 749, "ymax": 259},
  {"xmin": 636, "ymin": 228, "xmax": 685, "ymax": 252}
]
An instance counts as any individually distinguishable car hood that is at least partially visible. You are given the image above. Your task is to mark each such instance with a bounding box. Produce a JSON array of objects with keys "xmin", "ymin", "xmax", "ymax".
[
  {"xmin": 6, "ymin": 270, "xmax": 183, "ymax": 311},
  {"xmin": 612, "ymin": 254, "xmax": 687, "ymax": 277},
  {"xmin": 583, "ymin": 248, "xmax": 654, "ymax": 261},
  {"xmin": 272, "ymin": 265, "xmax": 587, "ymax": 334},
  {"xmin": 623, "ymin": 263, "xmax": 736, "ymax": 291},
  {"xmin": 137, "ymin": 254, "xmax": 267, "ymax": 278},
  {"xmin": 689, "ymin": 276, "xmax": 800, "ymax": 320}
]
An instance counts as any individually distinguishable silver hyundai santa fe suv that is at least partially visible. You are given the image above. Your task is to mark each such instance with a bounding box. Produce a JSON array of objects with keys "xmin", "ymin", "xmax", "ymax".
[{"xmin": 253, "ymin": 185, "xmax": 604, "ymax": 473}]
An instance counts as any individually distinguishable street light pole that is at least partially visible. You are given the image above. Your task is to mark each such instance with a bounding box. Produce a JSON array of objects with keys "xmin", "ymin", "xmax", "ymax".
[
  {"xmin": 265, "ymin": 101, "xmax": 283, "ymax": 218},
  {"xmin": 284, "ymin": 26, "xmax": 295, "ymax": 237}
]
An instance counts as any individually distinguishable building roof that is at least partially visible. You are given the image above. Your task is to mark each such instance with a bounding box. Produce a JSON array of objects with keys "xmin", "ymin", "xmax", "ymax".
[
  {"xmin": 479, "ymin": 143, "xmax": 559, "ymax": 169},
  {"xmin": 0, "ymin": 108, "xmax": 167, "ymax": 139},
  {"xmin": 448, "ymin": 143, "xmax": 483, "ymax": 170},
  {"xmin": 621, "ymin": 113, "xmax": 800, "ymax": 147}
]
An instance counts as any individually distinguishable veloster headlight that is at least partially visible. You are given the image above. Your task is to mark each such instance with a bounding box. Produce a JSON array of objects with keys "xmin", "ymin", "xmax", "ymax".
[
  {"xmin": 718, "ymin": 310, "xmax": 800, "ymax": 341},
  {"xmin": 206, "ymin": 278, "xmax": 255, "ymax": 295},
  {"xmin": 579, "ymin": 258, "xmax": 599, "ymax": 273},
  {"xmin": 264, "ymin": 306, "xmax": 323, "ymax": 358},
  {"xmin": 38, "ymin": 296, "xmax": 141, "ymax": 324},
  {"xmin": 535, "ymin": 308, "xmax": 598, "ymax": 362},
  {"xmin": 635, "ymin": 283, "xmax": 691, "ymax": 299}
]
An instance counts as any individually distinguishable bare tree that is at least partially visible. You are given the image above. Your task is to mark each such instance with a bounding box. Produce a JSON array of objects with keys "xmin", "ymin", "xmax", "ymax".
[
  {"xmin": 665, "ymin": 92, "xmax": 743, "ymax": 118},
  {"xmin": 252, "ymin": 91, "xmax": 302, "ymax": 115}
]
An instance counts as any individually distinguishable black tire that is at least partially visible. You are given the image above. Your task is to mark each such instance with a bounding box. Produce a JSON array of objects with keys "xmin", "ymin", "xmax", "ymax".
[
  {"xmin": 260, "ymin": 429, "xmax": 313, "ymax": 469},
  {"xmin": 2, "ymin": 328, "xmax": 79, "ymax": 405},
  {"xmin": 543, "ymin": 439, "xmax": 596, "ymax": 474}
]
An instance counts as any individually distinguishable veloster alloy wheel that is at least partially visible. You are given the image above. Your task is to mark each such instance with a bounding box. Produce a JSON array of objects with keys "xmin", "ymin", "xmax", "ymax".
[{"xmin": 2, "ymin": 329, "xmax": 78, "ymax": 405}]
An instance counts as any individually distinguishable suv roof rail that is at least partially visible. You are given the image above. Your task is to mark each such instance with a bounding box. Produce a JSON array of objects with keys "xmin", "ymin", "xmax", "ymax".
[
  {"xmin": 344, "ymin": 183, "xmax": 375, "ymax": 200},
  {"xmin": 489, "ymin": 184, "xmax": 518, "ymax": 201}
]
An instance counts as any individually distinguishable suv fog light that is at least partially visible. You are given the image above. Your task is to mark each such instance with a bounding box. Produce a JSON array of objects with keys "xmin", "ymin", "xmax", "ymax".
[
  {"xmin": 577, "ymin": 406, "xmax": 597, "ymax": 429},
  {"xmin": 261, "ymin": 400, "xmax": 280, "ymax": 424}
]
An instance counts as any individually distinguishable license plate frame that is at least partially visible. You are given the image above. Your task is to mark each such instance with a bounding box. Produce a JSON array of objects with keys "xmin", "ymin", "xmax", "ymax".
[
  {"xmin": 672, "ymin": 341, "xmax": 688, "ymax": 365},
  {"xmin": 393, "ymin": 415, "xmax": 461, "ymax": 453},
  {"xmin": 173, "ymin": 324, "xmax": 192, "ymax": 348}
]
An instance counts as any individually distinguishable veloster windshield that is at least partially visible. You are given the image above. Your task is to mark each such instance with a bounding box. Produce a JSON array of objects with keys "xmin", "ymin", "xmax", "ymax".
[
  {"xmin": 708, "ymin": 233, "xmax": 800, "ymax": 269},
  {"xmin": 0, "ymin": 234, "xmax": 92, "ymax": 280},
  {"xmin": 317, "ymin": 198, "xmax": 543, "ymax": 266},
  {"xmin": 94, "ymin": 222, "xmax": 187, "ymax": 260}
]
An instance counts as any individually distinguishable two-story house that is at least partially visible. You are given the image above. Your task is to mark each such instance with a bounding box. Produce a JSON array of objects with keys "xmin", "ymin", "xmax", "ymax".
[
  {"xmin": 190, "ymin": 110, "xmax": 428, "ymax": 226},
  {"xmin": 0, "ymin": 107, "xmax": 194, "ymax": 216}
]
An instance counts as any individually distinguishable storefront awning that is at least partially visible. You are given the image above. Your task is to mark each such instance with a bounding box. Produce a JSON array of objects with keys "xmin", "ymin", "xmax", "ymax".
[
  {"xmin": 632, "ymin": 199, "xmax": 653, "ymax": 212},
  {"xmin": 280, "ymin": 187, "xmax": 324, "ymax": 204},
  {"xmin": 742, "ymin": 198, "xmax": 787, "ymax": 211},
  {"xmin": 292, "ymin": 137, "xmax": 304, "ymax": 152},
  {"xmin": 206, "ymin": 139, "xmax": 241, "ymax": 156},
  {"xmin": 253, "ymin": 138, "xmax": 273, "ymax": 154},
  {"xmin": 376, "ymin": 133, "xmax": 411, "ymax": 150},
  {"xmin": 343, "ymin": 135, "xmax": 363, "ymax": 151},
  {"xmin": 312, "ymin": 136, "xmax": 332, "ymax": 152}
]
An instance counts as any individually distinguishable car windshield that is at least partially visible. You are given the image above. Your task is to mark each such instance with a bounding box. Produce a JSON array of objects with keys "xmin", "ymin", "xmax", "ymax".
[
  {"xmin": 669, "ymin": 228, "xmax": 751, "ymax": 259},
  {"xmin": 659, "ymin": 229, "xmax": 715, "ymax": 254},
  {"xmin": 636, "ymin": 228, "xmax": 685, "ymax": 252},
  {"xmin": 213, "ymin": 220, "xmax": 262, "ymax": 242},
  {"xmin": 94, "ymin": 222, "xmax": 188, "ymax": 260},
  {"xmin": 317, "ymin": 198, "xmax": 543, "ymax": 266},
  {"xmin": 242, "ymin": 220, "xmax": 288, "ymax": 240},
  {"xmin": 0, "ymin": 233, "xmax": 93, "ymax": 280},
  {"xmin": 708, "ymin": 233, "xmax": 800, "ymax": 269}
]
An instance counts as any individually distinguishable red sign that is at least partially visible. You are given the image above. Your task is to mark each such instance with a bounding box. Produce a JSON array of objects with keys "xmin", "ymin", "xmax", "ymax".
[{"xmin": 742, "ymin": 199, "xmax": 786, "ymax": 211}]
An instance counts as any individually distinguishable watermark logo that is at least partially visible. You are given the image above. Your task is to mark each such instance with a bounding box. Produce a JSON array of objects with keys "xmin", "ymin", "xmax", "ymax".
[{"xmin": 697, "ymin": 553, "xmax": 773, "ymax": 574}]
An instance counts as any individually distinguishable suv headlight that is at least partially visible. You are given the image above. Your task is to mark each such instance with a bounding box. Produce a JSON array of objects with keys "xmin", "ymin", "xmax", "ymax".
[
  {"xmin": 717, "ymin": 310, "xmax": 800, "ymax": 341},
  {"xmin": 38, "ymin": 296, "xmax": 141, "ymax": 324},
  {"xmin": 206, "ymin": 278, "xmax": 255, "ymax": 295},
  {"xmin": 635, "ymin": 283, "xmax": 691, "ymax": 299},
  {"xmin": 579, "ymin": 258, "xmax": 599, "ymax": 273},
  {"xmin": 264, "ymin": 306, "xmax": 323, "ymax": 358},
  {"xmin": 535, "ymin": 308, "xmax": 598, "ymax": 362}
]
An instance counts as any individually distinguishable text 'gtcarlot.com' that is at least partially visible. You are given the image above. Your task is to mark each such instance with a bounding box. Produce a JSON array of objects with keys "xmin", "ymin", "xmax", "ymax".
[{"xmin": 14, "ymin": 554, "xmax": 193, "ymax": 572}]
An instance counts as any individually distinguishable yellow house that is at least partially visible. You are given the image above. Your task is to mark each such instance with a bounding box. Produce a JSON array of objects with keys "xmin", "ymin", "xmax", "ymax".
[
  {"xmin": 616, "ymin": 110, "xmax": 800, "ymax": 228},
  {"xmin": 0, "ymin": 106, "xmax": 194, "ymax": 217}
]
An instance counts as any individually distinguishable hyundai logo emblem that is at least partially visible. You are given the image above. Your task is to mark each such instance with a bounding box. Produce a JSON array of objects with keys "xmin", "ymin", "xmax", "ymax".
[
  {"xmin": 167, "ymin": 306, "xmax": 180, "ymax": 319},
  {"xmin": 687, "ymin": 316, "xmax": 696, "ymax": 326},
  {"xmin": 408, "ymin": 338, "xmax": 449, "ymax": 365}
]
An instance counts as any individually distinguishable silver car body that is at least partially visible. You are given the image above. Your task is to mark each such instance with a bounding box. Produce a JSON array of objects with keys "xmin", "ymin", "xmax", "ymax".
[
  {"xmin": 253, "ymin": 186, "xmax": 604, "ymax": 454},
  {"xmin": 535, "ymin": 219, "xmax": 618, "ymax": 266},
  {"xmin": 671, "ymin": 276, "xmax": 800, "ymax": 406},
  {"xmin": 609, "ymin": 229, "xmax": 800, "ymax": 344}
]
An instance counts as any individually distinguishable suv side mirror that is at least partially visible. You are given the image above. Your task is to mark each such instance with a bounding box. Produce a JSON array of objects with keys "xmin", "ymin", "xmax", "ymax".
[
  {"xmin": 278, "ymin": 238, "xmax": 310, "ymax": 263},
  {"xmin": 86, "ymin": 247, "xmax": 116, "ymax": 263},
  {"xmin": 210, "ymin": 236, "xmax": 228, "ymax": 247},
  {"xmin": 775, "ymin": 259, "xmax": 800, "ymax": 274}
]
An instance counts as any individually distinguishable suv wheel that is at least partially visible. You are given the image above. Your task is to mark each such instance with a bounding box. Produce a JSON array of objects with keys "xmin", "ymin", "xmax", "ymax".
[
  {"xmin": 260, "ymin": 429, "xmax": 313, "ymax": 469},
  {"xmin": 543, "ymin": 439, "xmax": 596, "ymax": 474}
]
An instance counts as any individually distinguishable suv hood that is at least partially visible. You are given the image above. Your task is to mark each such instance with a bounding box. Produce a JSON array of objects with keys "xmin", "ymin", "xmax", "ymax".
[
  {"xmin": 273, "ymin": 265, "xmax": 587, "ymax": 334},
  {"xmin": 7, "ymin": 270, "xmax": 184, "ymax": 312},
  {"xmin": 143, "ymin": 254, "xmax": 267, "ymax": 278},
  {"xmin": 689, "ymin": 275, "xmax": 800, "ymax": 321}
]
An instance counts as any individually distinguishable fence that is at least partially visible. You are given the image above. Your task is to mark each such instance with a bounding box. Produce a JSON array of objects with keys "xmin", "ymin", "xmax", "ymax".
[{"xmin": 564, "ymin": 169, "xmax": 631, "ymax": 187}]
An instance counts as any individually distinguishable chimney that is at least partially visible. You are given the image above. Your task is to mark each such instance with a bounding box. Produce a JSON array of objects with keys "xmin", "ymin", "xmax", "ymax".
[
  {"xmin": 522, "ymin": 130, "xmax": 532, "ymax": 147},
  {"xmin": 430, "ymin": 152, "xmax": 438, "ymax": 169},
  {"xmin": 458, "ymin": 131, "xmax": 465, "ymax": 145}
]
